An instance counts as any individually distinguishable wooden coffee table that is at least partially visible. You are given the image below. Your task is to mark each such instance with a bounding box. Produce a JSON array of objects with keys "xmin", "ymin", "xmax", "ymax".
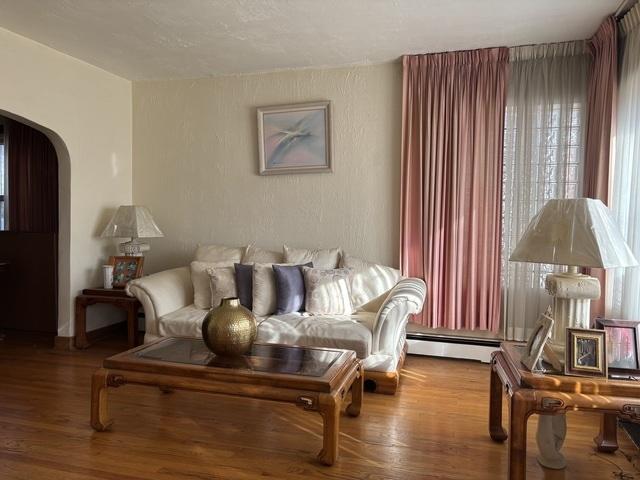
[{"xmin": 91, "ymin": 338, "xmax": 363, "ymax": 465}]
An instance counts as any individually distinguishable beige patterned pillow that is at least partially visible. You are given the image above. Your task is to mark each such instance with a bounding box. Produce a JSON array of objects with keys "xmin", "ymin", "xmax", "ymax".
[
  {"xmin": 194, "ymin": 244, "xmax": 243, "ymax": 263},
  {"xmin": 303, "ymin": 267, "xmax": 354, "ymax": 315},
  {"xmin": 283, "ymin": 245, "xmax": 341, "ymax": 269},
  {"xmin": 242, "ymin": 244, "xmax": 284, "ymax": 263},
  {"xmin": 207, "ymin": 266, "xmax": 237, "ymax": 309},
  {"xmin": 190, "ymin": 261, "xmax": 233, "ymax": 309},
  {"xmin": 341, "ymin": 253, "xmax": 402, "ymax": 308},
  {"xmin": 252, "ymin": 263, "xmax": 277, "ymax": 317}
]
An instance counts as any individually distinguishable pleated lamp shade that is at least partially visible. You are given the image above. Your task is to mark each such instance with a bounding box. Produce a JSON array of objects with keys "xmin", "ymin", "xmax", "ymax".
[
  {"xmin": 509, "ymin": 198, "xmax": 637, "ymax": 269},
  {"xmin": 101, "ymin": 205, "xmax": 164, "ymax": 239}
]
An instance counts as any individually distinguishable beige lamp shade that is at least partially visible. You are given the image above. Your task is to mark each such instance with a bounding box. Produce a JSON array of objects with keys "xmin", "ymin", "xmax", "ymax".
[
  {"xmin": 509, "ymin": 198, "xmax": 637, "ymax": 269},
  {"xmin": 101, "ymin": 205, "xmax": 164, "ymax": 239}
]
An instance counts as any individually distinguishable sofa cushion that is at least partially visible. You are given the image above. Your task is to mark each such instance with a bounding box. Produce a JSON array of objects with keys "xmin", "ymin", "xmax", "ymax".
[
  {"xmin": 341, "ymin": 253, "xmax": 402, "ymax": 308},
  {"xmin": 273, "ymin": 263, "xmax": 312, "ymax": 314},
  {"xmin": 157, "ymin": 306, "xmax": 375, "ymax": 360},
  {"xmin": 283, "ymin": 245, "xmax": 341, "ymax": 269},
  {"xmin": 207, "ymin": 266, "xmax": 237, "ymax": 309},
  {"xmin": 191, "ymin": 261, "xmax": 234, "ymax": 309},
  {"xmin": 256, "ymin": 312, "xmax": 375, "ymax": 359},
  {"xmin": 252, "ymin": 263, "xmax": 277, "ymax": 316},
  {"xmin": 303, "ymin": 266, "xmax": 354, "ymax": 315},
  {"xmin": 194, "ymin": 244, "xmax": 243, "ymax": 263},
  {"xmin": 242, "ymin": 244, "xmax": 283, "ymax": 263}
]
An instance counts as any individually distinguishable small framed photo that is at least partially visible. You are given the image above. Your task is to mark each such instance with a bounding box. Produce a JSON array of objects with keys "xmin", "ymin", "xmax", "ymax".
[
  {"xmin": 521, "ymin": 310, "xmax": 555, "ymax": 372},
  {"xmin": 257, "ymin": 101, "xmax": 332, "ymax": 175},
  {"xmin": 109, "ymin": 256, "xmax": 144, "ymax": 288},
  {"xmin": 565, "ymin": 328, "xmax": 608, "ymax": 377},
  {"xmin": 595, "ymin": 317, "xmax": 640, "ymax": 374}
]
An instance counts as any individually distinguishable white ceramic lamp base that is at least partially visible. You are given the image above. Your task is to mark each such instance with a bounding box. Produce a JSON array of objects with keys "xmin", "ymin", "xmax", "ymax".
[{"xmin": 119, "ymin": 238, "xmax": 151, "ymax": 257}]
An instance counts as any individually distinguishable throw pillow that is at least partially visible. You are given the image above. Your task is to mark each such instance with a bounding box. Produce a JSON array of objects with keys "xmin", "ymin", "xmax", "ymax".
[
  {"xmin": 302, "ymin": 266, "xmax": 355, "ymax": 315},
  {"xmin": 234, "ymin": 263, "xmax": 253, "ymax": 310},
  {"xmin": 272, "ymin": 262, "xmax": 312, "ymax": 314},
  {"xmin": 242, "ymin": 244, "xmax": 284, "ymax": 263},
  {"xmin": 207, "ymin": 266, "xmax": 237, "ymax": 309},
  {"xmin": 252, "ymin": 263, "xmax": 278, "ymax": 317},
  {"xmin": 340, "ymin": 253, "xmax": 402, "ymax": 308},
  {"xmin": 283, "ymin": 245, "xmax": 341, "ymax": 269},
  {"xmin": 194, "ymin": 244, "xmax": 243, "ymax": 263},
  {"xmin": 191, "ymin": 260, "xmax": 234, "ymax": 309}
]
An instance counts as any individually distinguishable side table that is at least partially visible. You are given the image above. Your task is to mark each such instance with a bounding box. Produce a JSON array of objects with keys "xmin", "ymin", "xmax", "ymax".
[
  {"xmin": 490, "ymin": 341, "xmax": 640, "ymax": 480},
  {"xmin": 75, "ymin": 288, "xmax": 141, "ymax": 349}
]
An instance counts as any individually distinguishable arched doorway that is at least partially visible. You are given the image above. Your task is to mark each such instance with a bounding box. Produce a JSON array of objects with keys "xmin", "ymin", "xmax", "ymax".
[{"xmin": 0, "ymin": 113, "xmax": 69, "ymax": 337}]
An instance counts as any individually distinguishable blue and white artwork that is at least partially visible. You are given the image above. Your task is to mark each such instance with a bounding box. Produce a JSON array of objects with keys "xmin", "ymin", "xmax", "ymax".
[{"xmin": 258, "ymin": 102, "xmax": 331, "ymax": 175}]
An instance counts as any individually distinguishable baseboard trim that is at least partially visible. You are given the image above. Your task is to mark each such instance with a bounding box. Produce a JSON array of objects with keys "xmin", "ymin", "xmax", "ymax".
[
  {"xmin": 407, "ymin": 338, "xmax": 498, "ymax": 363},
  {"xmin": 54, "ymin": 335, "xmax": 75, "ymax": 351},
  {"xmin": 406, "ymin": 332, "xmax": 501, "ymax": 347}
]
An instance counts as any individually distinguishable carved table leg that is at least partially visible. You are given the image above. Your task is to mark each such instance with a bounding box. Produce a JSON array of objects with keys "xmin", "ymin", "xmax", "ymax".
[
  {"xmin": 317, "ymin": 394, "xmax": 340, "ymax": 466},
  {"xmin": 91, "ymin": 369, "xmax": 112, "ymax": 431},
  {"xmin": 509, "ymin": 390, "xmax": 534, "ymax": 480},
  {"xmin": 536, "ymin": 415, "xmax": 567, "ymax": 469},
  {"xmin": 490, "ymin": 359, "xmax": 508, "ymax": 442},
  {"xmin": 346, "ymin": 361, "xmax": 363, "ymax": 417},
  {"xmin": 594, "ymin": 413, "xmax": 619, "ymax": 453},
  {"xmin": 75, "ymin": 298, "xmax": 89, "ymax": 349},
  {"xmin": 126, "ymin": 303, "xmax": 137, "ymax": 348}
]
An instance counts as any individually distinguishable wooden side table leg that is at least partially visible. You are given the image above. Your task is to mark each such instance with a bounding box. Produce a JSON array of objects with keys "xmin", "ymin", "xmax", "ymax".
[
  {"xmin": 75, "ymin": 298, "xmax": 89, "ymax": 349},
  {"xmin": 490, "ymin": 359, "xmax": 508, "ymax": 442},
  {"xmin": 91, "ymin": 369, "xmax": 112, "ymax": 431},
  {"xmin": 126, "ymin": 304, "xmax": 137, "ymax": 348},
  {"xmin": 317, "ymin": 394, "xmax": 340, "ymax": 466},
  {"xmin": 509, "ymin": 390, "xmax": 534, "ymax": 480},
  {"xmin": 346, "ymin": 361, "xmax": 363, "ymax": 417},
  {"xmin": 594, "ymin": 413, "xmax": 619, "ymax": 453}
]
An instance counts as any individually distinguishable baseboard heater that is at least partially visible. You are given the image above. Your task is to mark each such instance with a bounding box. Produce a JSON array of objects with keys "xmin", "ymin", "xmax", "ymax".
[{"xmin": 406, "ymin": 333, "xmax": 500, "ymax": 363}]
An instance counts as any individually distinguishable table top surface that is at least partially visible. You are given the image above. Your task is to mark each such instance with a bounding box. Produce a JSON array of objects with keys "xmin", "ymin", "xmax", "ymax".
[
  {"xmin": 103, "ymin": 337, "xmax": 357, "ymax": 393},
  {"xmin": 82, "ymin": 287, "xmax": 132, "ymax": 298},
  {"xmin": 500, "ymin": 341, "xmax": 640, "ymax": 397}
]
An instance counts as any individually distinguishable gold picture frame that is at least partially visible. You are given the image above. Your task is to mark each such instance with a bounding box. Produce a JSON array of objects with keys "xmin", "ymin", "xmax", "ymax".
[
  {"xmin": 565, "ymin": 328, "xmax": 608, "ymax": 377},
  {"xmin": 108, "ymin": 256, "xmax": 144, "ymax": 288}
]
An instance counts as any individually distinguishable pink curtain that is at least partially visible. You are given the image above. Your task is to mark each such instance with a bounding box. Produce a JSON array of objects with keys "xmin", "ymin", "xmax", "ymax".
[
  {"xmin": 584, "ymin": 17, "xmax": 617, "ymax": 318},
  {"xmin": 400, "ymin": 48, "xmax": 508, "ymax": 330}
]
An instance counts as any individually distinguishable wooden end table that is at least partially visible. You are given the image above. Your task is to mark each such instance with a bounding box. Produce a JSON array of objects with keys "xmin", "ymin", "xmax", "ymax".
[
  {"xmin": 490, "ymin": 341, "xmax": 640, "ymax": 480},
  {"xmin": 75, "ymin": 288, "xmax": 141, "ymax": 349},
  {"xmin": 91, "ymin": 338, "xmax": 363, "ymax": 465}
]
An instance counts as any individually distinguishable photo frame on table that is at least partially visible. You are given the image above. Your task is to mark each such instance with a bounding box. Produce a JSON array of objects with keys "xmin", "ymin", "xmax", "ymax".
[
  {"xmin": 594, "ymin": 317, "xmax": 640, "ymax": 374},
  {"xmin": 565, "ymin": 328, "xmax": 608, "ymax": 378},
  {"xmin": 257, "ymin": 101, "xmax": 332, "ymax": 175},
  {"xmin": 108, "ymin": 256, "xmax": 144, "ymax": 288},
  {"xmin": 521, "ymin": 309, "xmax": 560, "ymax": 372}
]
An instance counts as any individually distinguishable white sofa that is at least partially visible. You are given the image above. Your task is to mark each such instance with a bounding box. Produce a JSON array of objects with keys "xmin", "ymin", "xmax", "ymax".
[{"xmin": 126, "ymin": 249, "xmax": 426, "ymax": 394}]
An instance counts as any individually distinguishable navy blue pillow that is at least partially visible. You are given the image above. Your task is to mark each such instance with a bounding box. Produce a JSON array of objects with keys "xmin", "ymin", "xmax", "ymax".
[
  {"xmin": 272, "ymin": 263, "xmax": 313, "ymax": 314},
  {"xmin": 234, "ymin": 263, "xmax": 253, "ymax": 310}
]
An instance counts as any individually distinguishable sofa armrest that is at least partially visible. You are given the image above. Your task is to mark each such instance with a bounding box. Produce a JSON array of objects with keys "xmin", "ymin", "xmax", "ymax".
[
  {"xmin": 126, "ymin": 266, "xmax": 193, "ymax": 338},
  {"xmin": 372, "ymin": 277, "xmax": 426, "ymax": 354}
]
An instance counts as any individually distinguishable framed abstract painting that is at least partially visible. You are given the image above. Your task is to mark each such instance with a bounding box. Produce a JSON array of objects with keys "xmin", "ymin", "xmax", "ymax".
[{"xmin": 257, "ymin": 101, "xmax": 332, "ymax": 175}]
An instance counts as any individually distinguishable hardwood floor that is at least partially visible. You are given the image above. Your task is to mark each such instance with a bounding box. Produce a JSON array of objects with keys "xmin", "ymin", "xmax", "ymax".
[{"xmin": 1, "ymin": 333, "xmax": 638, "ymax": 479}]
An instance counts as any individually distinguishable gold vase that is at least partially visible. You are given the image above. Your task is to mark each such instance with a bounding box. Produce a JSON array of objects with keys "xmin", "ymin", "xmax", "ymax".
[{"xmin": 201, "ymin": 297, "xmax": 257, "ymax": 356}]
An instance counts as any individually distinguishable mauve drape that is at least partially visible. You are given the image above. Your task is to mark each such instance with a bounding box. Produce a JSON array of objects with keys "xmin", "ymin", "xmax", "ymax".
[
  {"xmin": 584, "ymin": 17, "xmax": 618, "ymax": 318},
  {"xmin": 400, "ymin": 48, "xmax": 508, "ymax": 330},
  {"xmin": 8, "ymin": 120, "xmax": 59, "ymax": 233}
]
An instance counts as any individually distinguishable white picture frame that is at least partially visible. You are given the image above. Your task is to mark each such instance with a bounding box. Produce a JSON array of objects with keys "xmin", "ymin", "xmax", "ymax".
[
  {"xmin": 521, "ymin": 309, "xmax": 555, "ymax": 372},
  {"xmin": 257, "ymin": 101, "xmax": 332, "ymax": 175}
]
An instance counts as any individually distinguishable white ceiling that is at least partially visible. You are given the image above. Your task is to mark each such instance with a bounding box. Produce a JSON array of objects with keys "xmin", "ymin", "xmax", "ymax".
[{"xmin": 0, "ymin": 0, "xmax": 621, "ymax": 80}]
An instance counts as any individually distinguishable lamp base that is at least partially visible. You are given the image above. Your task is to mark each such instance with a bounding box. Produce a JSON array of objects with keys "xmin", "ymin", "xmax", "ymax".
[
  {"xmin": 119, "ymin": 239, "xmax": 150, "ymax": 257},
  {"xmin": 545, "ymin": 270, "xmax": 600, "ymax": 354}
]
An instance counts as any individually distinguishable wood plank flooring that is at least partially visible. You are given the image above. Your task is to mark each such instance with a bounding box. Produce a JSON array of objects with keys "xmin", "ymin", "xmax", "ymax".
[{"xmin": 0, "ymin": 333, "xmax": 638, "ymax": 479}]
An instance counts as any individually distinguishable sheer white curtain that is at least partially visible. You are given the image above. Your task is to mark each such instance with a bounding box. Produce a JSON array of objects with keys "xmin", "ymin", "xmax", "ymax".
[
  {"xmin": 502, "ymin": 42, "xmax": 589, "ymax": 340},
  {"xmin": 607, "ymin": 3, "xmax": 640, "ymax": 319}
]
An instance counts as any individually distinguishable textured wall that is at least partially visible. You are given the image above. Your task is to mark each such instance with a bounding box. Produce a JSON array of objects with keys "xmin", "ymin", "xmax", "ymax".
[
  {"xmin": 133, "ymin": 63, "xmax": 402, "ymax": 271},
  {"xmin": 0, "ymin": 27, "xmax": 132, "ymax": 336}
]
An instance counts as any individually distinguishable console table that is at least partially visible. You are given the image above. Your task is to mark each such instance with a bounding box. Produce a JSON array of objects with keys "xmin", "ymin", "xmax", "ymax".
[
  {"xmin": 490, "ymin": 341, "xmax": 640, "ymax": 480},
  {"xmin": 75, "ymin": 288, "xmax": 141, "ymax": 349}
]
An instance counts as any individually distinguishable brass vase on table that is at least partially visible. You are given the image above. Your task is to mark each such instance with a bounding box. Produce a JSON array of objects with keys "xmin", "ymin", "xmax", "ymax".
[{"xmin": 201, "ymin": 297, "xmax": 257, "ymax": 357}]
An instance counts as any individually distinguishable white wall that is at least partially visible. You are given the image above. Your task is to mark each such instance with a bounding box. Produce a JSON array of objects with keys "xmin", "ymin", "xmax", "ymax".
[
  {"xmin": 0, "ymin": 27, "xmax": 132, "ymax": 336},
  {"xmin": 133, "ymin": 63, "xmax": 402, "ymax": 272}
]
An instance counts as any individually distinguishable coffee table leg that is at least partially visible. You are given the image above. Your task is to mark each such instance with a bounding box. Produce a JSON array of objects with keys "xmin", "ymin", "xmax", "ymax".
[
  {"xmin": 346, "ymin": 362, "xmax": 363, "ymax": 417},
  {"xmin": 317, "ymin": 394, "xmax": 340, "ymax": 466},
  {"xmin": 594, "ymin": 413, "xmax": 619, "ymax": 453},
  {"xmin": 490, "ymin": 359, "xmax": 508, "ymax": 442},
  {"xmin": 91, "ymin": 369, "xmax": 112, "ymax": 431}
]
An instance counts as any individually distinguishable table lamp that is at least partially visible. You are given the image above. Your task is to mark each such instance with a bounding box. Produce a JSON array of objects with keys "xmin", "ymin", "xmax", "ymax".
[
  {"xmin": 101, "ymin": 205, "xmax": 164, "ymax": 256},
  {"xmin": 509, "ymin": 198, "xmax": 637, "ymax": 351}
]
